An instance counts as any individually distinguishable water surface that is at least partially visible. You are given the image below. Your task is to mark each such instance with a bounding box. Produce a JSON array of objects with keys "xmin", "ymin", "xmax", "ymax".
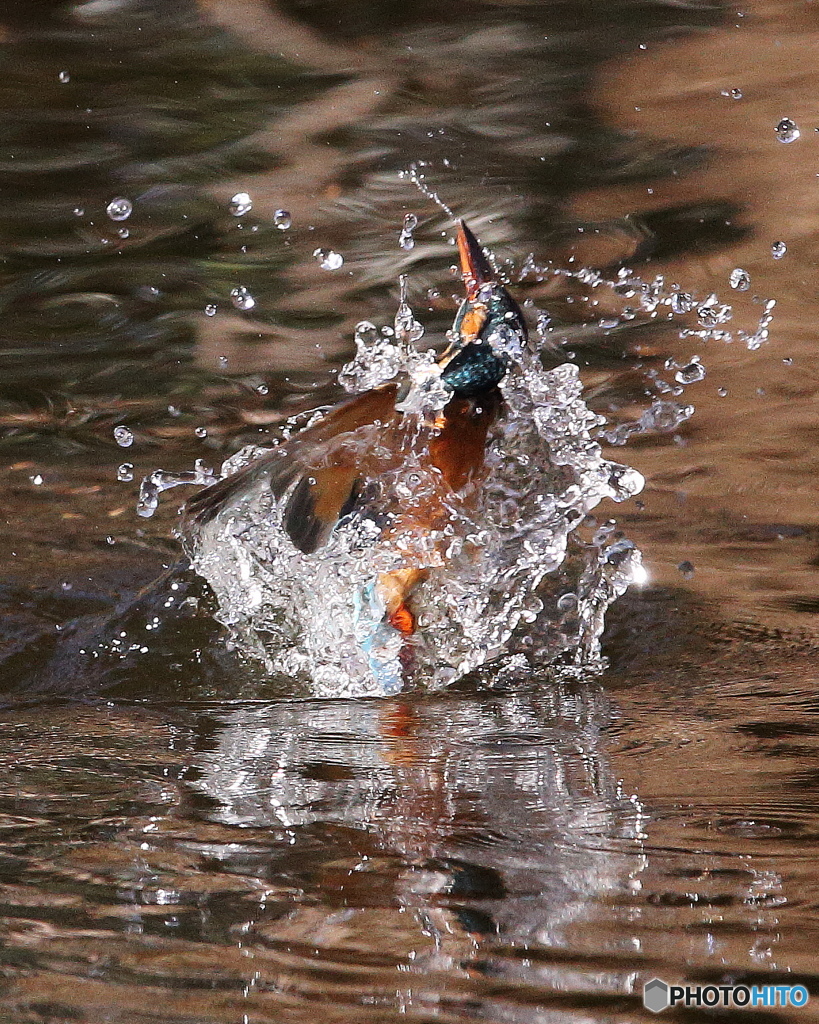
[{"xmin": 1, "ymin": 0, "xmax": 819, "ymax": 1020}]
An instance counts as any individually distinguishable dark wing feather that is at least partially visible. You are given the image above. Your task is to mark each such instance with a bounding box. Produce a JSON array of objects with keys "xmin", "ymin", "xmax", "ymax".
[
  {"xmin": 282, "ymin": 467, "xmax": 362, "ymax": 554},
  {"xmin": 182, "ymin": 448, "xmax": 301, "ymax": 529},
  {"xmin": 183, "ymin": 383, "xmax": 399, "ymax": 551}
]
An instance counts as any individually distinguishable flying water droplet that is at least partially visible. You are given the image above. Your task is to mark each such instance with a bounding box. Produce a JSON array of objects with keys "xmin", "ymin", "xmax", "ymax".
[
  {"xmin": 399, "ymin": 213, "xmax": 418, "ymax": 251},
  {"xmin": 204, "ymin": 303, "xmax": 217, "ymax": 316},
  {"xmin": 195, "ymin": 426, "xmax": 208, "ymax": 439},
  {"xmin": 771, "ymin": 240, "xmax": 787, "ymax": 259},
  {"xmin": 696, "ymin": 295, "xmax": 732, "ymax": 327},
  {"xmin": 230, "ymin": 286, "xmax": 255, "ymax": 311},
  {"xmin": 274, "ymin": 209, "xmax": 291, "ymax": 230},
  {"xmin": 58, "ymin": 71, "xmax": 70, "ymax": 84},
  {"xmin": 601, "ymin": 400, "xmax": 695, "ymax": 445},
  {"xmin": 536, "ymin": 311, "xmax": 552, "ymax": 341},
  {"xmin": 117, "ymin": 463, "xmax": 134, "ymax": 482},
  {"xmin": 229, "ymin": 192, "xmax": 252, "ymax": 217},
  {"xmin": 313, "ymin": 248, "xmax": 344, "ymax": 270},
  {"xmin": 670, "ymin": 291, "xmax": 695, "ymax": 315},
  {"xmin": 355, "ymin": 321, "xmax": 378, "ymax": 345},
  {"xmin": 677, "ymin": 560, "xmax": 695, "ymax": 579},
  {"xmin": 106, "ymin": 197, "xmax": 133, "ymax": 221},
  {"xmin": 394, "ymin": 274, "xmax": 425, "ymax": 343},
  {"xmin": 740, "ymin": 297, "xmax": 776, "ymax": 351},
  {"xmin": 606, "ymin": 462, "xmax": 645, "ymax": 501},
  {"xmin": 72, "ymin": 206, "xmax": 84, "ymax": 217},
  {"xmin": 729, "ymin": 268, "xmax": 751, "ymax": 291},
  {"xmin": 137, "ymin": 460, "xmax": 218, "ymax": 518},
  {"xmin": 674, "ymin": 358, "xmax": 706, "ymax": 385},
  {"xmin": 114, "ymin": 425, "xmax": 134, "ymax": 448},
  {"xmin": 775, "ymin": 117, "xmax": 800, "ymax": 143},
  {"xmin": 117, "ymin": 227, "xmax": 129, "ymax": 239},
  {"xmin": 30, "ymin": 474, "xmax": 43, "ymax": 486}
]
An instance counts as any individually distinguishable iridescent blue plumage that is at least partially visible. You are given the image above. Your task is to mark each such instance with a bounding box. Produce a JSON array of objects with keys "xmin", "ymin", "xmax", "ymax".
[{"xmin": 441, "ymin": 343, "xmax": 508, "ymax": 397}]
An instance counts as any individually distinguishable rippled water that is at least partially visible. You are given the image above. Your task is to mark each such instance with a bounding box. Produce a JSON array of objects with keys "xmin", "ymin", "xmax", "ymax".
[{"xmin": 3, "ymin": 0, "xmax": 819, "ymax": 1020}]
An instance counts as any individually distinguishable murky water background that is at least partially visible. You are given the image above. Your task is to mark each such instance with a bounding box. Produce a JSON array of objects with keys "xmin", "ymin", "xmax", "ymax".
[{"xmin": 2, "ymin": 0, "xmax": 819, "ymax": 1020}]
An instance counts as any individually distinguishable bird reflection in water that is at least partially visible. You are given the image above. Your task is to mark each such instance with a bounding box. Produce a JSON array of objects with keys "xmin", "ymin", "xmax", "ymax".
[{"xmin": 188, "ymin": 686, "xmax": 647, "ymax": 990}]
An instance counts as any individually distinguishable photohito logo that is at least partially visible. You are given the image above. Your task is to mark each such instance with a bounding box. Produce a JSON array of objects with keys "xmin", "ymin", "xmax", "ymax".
[{"xmin": 643, "ymin": 978, "xmax": 809, "ymax": 1013}]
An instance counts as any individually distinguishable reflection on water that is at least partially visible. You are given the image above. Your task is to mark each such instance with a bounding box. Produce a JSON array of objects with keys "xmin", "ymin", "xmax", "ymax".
[
  {"xmin": 0, "ymin": 671, "xmax": 817, "ymax": 1022},
  {"xmin": 3, "ymin": 0, "xmax": 819, "ymax": 1019}
]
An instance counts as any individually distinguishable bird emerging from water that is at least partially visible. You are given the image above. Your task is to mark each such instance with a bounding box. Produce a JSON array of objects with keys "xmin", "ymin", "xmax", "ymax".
[{"xmin": 183, "ymin": 221, "xmax": 528, "ymax": 641}]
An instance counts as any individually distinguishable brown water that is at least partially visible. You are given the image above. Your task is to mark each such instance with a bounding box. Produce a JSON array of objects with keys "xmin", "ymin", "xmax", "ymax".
[{"xmin": 2, "ymin": 0, "xmax": 819, "ymax": 1020}]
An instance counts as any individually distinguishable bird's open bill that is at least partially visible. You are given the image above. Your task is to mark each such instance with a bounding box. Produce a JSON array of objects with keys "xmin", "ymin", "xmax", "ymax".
[{"xmin": 456, "ymin": 220, "xmax": 494, "ymax": 299}]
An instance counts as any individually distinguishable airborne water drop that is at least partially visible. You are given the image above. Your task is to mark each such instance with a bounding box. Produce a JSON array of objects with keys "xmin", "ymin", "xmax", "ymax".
[
  {"xmin": 313, "ymin": 248, "xmax": 344, "ymax": 270},
  {"xmin": 775, "ymin": 117, "xmax": 800, "ymax": 143},
  {"xmin": 230, "ymin": 286, "xmax": 256, "ymax": 311},
  {"xmin": 106, "ymin": 197, "xmax": 133, "ymax": 222},
  {"xmin": 229, "ymin": 192, "xmax": 252, "ymax": 217}
]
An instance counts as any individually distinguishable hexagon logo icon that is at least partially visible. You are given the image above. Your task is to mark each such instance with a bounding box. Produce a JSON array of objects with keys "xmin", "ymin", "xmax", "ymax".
[{"xmin": 644, "ymin": 978, "xmax": 670, "ymax": 1013}]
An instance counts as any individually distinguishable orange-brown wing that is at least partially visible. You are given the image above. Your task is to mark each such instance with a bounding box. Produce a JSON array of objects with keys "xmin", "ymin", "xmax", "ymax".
[{"xmin": 183, "ymin": 383, "xmax": 400, "ymax": 553}]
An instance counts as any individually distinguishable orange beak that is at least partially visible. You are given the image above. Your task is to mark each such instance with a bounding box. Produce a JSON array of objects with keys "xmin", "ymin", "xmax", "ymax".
[{"xmin": 457, "ymin": 220, "xmax": 494, "ymax": 300}]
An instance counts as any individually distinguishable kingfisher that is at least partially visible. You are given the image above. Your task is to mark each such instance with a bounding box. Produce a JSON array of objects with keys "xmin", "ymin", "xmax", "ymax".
[{"xmin": 183, "ymin": 221, "xmax": 527, "ymax": 644}]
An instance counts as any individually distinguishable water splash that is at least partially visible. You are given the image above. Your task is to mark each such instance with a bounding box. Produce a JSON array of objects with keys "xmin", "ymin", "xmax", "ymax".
[
  {"xmin": 184, "ymin": 289, "xmax": 645, "ymax": 695},
  {"xmin": 405, "ymin": 162, "xmax": 456, "ymax": 219},
  {"xmin": 393, "ymin": 274, "xmax": 425, "ymax": 344},
  {"xmin": 739, "ymin": 298, "xmax": 776, "ymax": 351},
  {"xmin": 601, "ymin": 399, "xmax": 695, "ymax": 446},
  {"xmin": 137, "ymin": 460, "xmax": 218, "ymax": 518},
  {"xmin": 525, "ymin": 258, "xmax": 775, "ymax": 348},
  {"xmin": 674, "ymin": 357, "xmax": 706, "ymax": 385}
]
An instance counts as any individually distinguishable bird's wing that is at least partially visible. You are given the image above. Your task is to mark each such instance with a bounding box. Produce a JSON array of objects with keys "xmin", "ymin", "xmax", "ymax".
[{"xmin": 182, "ymin": 383, "xmax": 400, "ymax": 553}]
